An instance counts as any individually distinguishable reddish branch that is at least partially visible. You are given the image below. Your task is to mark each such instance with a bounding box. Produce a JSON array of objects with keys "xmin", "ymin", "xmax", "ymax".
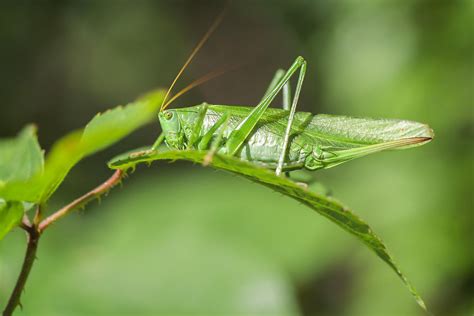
[
  {"xmin": 38, "ymin": 169, "xmax": 123, "ymax": 232},
  {"xmin": 2, "ymin": 169, "xmax": 124, "ymax": 316}
]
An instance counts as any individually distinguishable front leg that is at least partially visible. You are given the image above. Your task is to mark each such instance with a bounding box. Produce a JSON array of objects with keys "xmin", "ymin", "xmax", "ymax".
[
  {"xmin": 129, "ymin": 132, "xmax": 164, "ymax": 159},
  {"xmin": 150, "ymin": 133, "xmax": 165, "ymax": 151}
]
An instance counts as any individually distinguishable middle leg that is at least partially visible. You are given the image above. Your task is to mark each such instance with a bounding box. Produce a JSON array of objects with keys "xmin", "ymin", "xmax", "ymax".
[
  {"xmin": 225, "ymin": 56, "xmax": 307, "ymax": 168},
  {"xmin": 275, "ymin": 59, "xmax": 307, "ymax": 176}
]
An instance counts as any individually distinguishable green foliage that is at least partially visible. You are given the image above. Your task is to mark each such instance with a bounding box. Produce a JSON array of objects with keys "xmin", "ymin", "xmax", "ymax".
[
  {"xmin": 0, "ymin": 200, "xmax": 23, "ymax": 240},
  {"xmin": 0, "ymin": 90, "xmax": 165, "ymax": 204},
  {"xmin": 0, "ymin": 125, "xmax": 43, "ymax": 184},
  {"xmin": 36, "ymin": 89, "xmax": 164, "ymax": 202},
  {"xmin": 0, "ymin": 89, "xmax": 164, "ymax": 244},
  {"xmin": 0, "ymin": 126, "xmax": 42, "ymax": 238},
  {"xmin": 108, "ymin": 147, "xmax": 427, "ymax": 310}
]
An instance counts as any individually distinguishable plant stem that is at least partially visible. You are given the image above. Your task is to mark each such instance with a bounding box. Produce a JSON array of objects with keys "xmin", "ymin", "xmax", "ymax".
[
  {"xmin": 2, "ymin": 226, "xmax": 39, "ymax": 316},
  {"xmin": 2, "ymin": 169, "xmax": 124, "ymax": 315},
  {"xmin": 38, "ymin": 169, "xmax": 123, "ymax": 233},
  {"xmin": 19, "ymin": 215, "xmax": 31, "ymax": 232}
]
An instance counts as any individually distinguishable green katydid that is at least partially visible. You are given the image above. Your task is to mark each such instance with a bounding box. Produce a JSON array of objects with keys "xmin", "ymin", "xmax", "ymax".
[
  {"xmin": 149, "ymin": 14, "xmax": 433, "ymax": 178},
  {"xmin": 108, "ymin": 13, "xmax": 434, "ymax": 310}
]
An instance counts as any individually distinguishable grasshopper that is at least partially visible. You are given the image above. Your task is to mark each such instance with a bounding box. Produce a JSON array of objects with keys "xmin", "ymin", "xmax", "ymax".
[{"xmin": 150, "ymin": 14, "xmax": 433, "ymax": 176}]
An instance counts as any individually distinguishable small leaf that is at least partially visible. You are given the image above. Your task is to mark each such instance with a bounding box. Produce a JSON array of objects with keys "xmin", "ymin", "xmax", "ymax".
[
  {"xmin": 0, "ymin": 125, "xmax": 44, "ymax": 183},
  {"xmin": 108, "ymin": 147, "xmax": 427, "ymax": 310},
  {"xmin": 0, "ymin": 200, "xmax": 24, "ymax": 240},
  {"xmin": 0, "ymin": 125, "xmax": 44, "ymax": 202},
  {"xmin": 81, "ymin": 90, "xmax": 162, "ymax": 155},
  {"xmin": 0, "ymin": 89, "xmax": 165, "ymax": 203}
]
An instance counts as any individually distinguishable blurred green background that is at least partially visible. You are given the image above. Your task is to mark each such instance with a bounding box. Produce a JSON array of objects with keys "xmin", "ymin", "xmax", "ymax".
[{"xmin": 0, "ymin": 1, "xmax": 472, "ymax": 315}]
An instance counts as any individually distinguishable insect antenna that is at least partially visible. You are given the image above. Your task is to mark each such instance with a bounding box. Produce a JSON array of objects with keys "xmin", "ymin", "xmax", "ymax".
[
  {"xmin": 161, "ymin": 64, "xmax": 241, "ymax": 110},
  {"xmin": 160, "ymin": 7, "xmax": 227, "ymax": 112}
]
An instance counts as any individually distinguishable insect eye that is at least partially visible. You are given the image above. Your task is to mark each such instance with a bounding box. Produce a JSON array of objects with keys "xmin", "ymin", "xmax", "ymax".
[{"xmin": 164, "ymin": 111, "xmax": 173, "ymax": 120}]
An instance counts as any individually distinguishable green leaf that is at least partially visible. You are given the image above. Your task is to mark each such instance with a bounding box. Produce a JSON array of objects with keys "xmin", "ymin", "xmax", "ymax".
[
  {"xmin": 0, "ymin": 125, "xmax": 44, "ymax": 203},
  {"xmin": 81, "ymin": 91, "xmax": 163, "ymax": 155},
  {"xmin": 0, "ymin": 200, "xmax": 24, "ymax": 240},
  {"xmin": 0, "ymin": 125, "xmax": 44, "ymax": 183},
  {"xmin": 108, "ymin": 147, "xmax": 427, "ymax": 311},
  {"xmin": 0, "ymin": 89, "xmax": 165, "ymax": 203}
]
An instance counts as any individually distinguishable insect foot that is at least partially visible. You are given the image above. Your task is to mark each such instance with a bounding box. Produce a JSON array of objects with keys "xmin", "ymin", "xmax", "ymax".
[
  {"xmin": 202, "ymin": 151, "xmax": 215, "ymax": 166},
  {"xmin": 130, "ymin": 149, "xmax": 156, "ymax": 158},
  {"xmin": 296, "ymin": 182, "xmax": 309, "ymax": 190}
]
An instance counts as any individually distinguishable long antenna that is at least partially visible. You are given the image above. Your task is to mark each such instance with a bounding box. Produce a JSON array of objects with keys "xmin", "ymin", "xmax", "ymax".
[
  {"xmin": 162, "ymin": 64, "xmax": 240, "ymax": 110},
  {"xmin": 160, "ymin": 7, "xmax": 227, "ymax": 112}
]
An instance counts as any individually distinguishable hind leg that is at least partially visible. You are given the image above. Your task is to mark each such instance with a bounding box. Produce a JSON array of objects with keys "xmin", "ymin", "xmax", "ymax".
[{"xmin": 261, "ymin": 69, "xmax": 292, "ymax": 110}]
